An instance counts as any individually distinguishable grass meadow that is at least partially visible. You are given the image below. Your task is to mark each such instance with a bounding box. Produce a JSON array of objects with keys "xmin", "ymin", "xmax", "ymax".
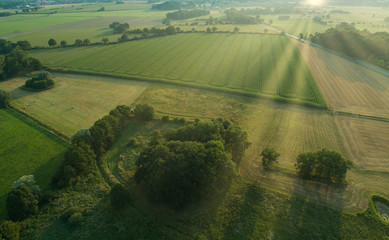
[
  {"xmin": 0, "ymin": 73, "xmax": 149, "ymax": 137},
  {"xmin": 31, "ymin": 33, "xmax": 326, "ymax": 107},
  {"xmin": 0, "ymin": 108, "xmax": 68, "ymax": 219}
]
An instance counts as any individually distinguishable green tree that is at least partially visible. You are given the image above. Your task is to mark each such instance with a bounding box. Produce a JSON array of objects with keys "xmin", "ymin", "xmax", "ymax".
[
  {"xmin": 74, "ymin": 39, "xmax": 82, "ymax": 45},
  {"xmin": 134, "ymin": 104, "xmax": 154, "ymax": 121},
  {"xmin": 0, "ymin": 89, "xmax": 11, "ymax": 108},
  {"xmin": 60, "ymin": 40, "xmax": 67, "ymax": 47},
  {"xmin": 165, "ymin": 25, "xmax": 176, "ymax": 35},
  {"xmin": 118, "ymin": 34, "xmax": 129, "ymax": 42},
  {"xmin": 206, "ymin": 27, "xmax": 211, "ymax": 33},
  {"xmin": 260, "ymin": 147, "xmax": 280, "ymax": 169},
  {"xmin": 102, "ymin": 38, "xmax": 109, "ymax": 44},
  {"xmin": 233, "ymin": 27, "xmax": 240, "ymax": 33},
  {"xmin": 212, "ymin": 26, "xmax": 217, "ymax": 32},
  {"xmin": 16, "ymin": 40, "xmax": 31, "ymax": 50},
  {"xmin": 83, "ymin": 39, "xmax": 91, "ymax": 45},
  {"xmin": 0, "ymin": 221, "xmax": 20, "ymax": 240},
  {"xmin": 315, "ymin": 148, "xmax": 351, "ymax": 182},
  {"xmin": 295, "ymin": 152, "xmax": 316, "ymax": 179},
  {"xmin": 6, "ymin": 185, "xmax": 39, "ymax": 221},
  {"xmin": 162, "ymin": 18, "xmax": 170, "ymax": 26},
  {"xmin": 48, "ymin": 38, "xmax": 57, "ymax": 47}
]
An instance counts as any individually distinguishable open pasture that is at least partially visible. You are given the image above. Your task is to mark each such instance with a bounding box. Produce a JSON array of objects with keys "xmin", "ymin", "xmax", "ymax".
[
  {"xmin": 135, "ymin": 84, "xmax": 389, "ymax": 211},
  {"xmin": 0, "ymin": 73, "xmax": 149, "ymax": 137},
  {"xmin": 335, "ymin": 116, "xmax": 389, "ymax": 172},
  {"xmin": 296, "ymin": 40, "xmax": 389, "ymax": 118},
  {"xmin": 0, "ymin": 109, "xmax": 67, "ymax": 219},
  {"xmin": 31, "ymin": 33, "xmax": 326, "ymax": 107}
]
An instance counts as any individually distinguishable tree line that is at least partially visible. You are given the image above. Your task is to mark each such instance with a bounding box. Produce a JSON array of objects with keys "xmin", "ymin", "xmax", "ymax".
[
  {"xmin": 166, "ymin": 9, "xmax": 209, "ymax": 20},
  {"xmin": 0, "ymin": 39, "xmax": 41, "ymax": 81},
  {"xmin": 310, "ymin": 22, "xmax": 389, "ymax": 70}
]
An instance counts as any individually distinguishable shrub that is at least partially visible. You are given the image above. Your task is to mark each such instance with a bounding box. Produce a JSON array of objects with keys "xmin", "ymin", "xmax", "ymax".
[
  {"xmin": 6, "ymin": 185, "xmax": 39, "ymax": 221},
  {"xmin": 0, "ymin": 89, "xmax": 11, "ymax": 108},
  {"xmin": 161, "ymin": 115, "xmax": 170, "ymax": 121},
  {"xmin": 134, "ymin": 104, "xmax": 154, "ymax": 121},
  {"xmin": 0, "ymin": 221, "xmax": 20, "ymax": 240},
  {"xmin": 25, "ymin": 71, "xmax": 54, "ymax": 90}
]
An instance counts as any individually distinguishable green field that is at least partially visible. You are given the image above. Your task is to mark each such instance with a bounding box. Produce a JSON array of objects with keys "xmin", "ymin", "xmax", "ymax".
[
  {"xmin": 31, "ymin": 33, "xmax": 326, "ymax": 107},
  {"xmin": 0, "ymin": 74, "xmax": 149, "ymax": 137},
  {"xmin": 0, "ymin": 108, "xmax": 68, "ymax": 219}
]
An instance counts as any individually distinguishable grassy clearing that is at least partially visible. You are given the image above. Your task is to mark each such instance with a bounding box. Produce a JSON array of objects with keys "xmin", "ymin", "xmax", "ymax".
[
  {"xmin": 31, "ymin": 33, "xmax": 326, "ymax": 107},
  {"xmin": 0, "ymin": 108, "xmax": 68, "ymax": 220},
  {"xmin": 0, "ymin": 73, "xmax": 149, "ymax": 137}
]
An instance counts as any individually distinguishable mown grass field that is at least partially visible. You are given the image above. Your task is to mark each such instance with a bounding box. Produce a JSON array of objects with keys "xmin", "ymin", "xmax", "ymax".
[
  {"xmin": 0, "ymin": 108, "xmax": 68, "ymax": 219},
  {"xmin": 135, "ymin": 85, "xmax": 389, "ymax": 211},
  {"xmin": 31, "ymin": 33, "xmax": 326, "ymax": 107},
  {"xmin": 0, "ymin": 73, "xmax": 149, "ymax": 137}
]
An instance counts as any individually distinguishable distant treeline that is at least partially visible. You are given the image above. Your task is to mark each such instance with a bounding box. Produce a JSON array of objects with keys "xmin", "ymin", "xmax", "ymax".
[
  {"xmin": 166, "ymin": 9, "xmax": 209, "ymax": 20},
  {"xmin": 152, "ymin": 1, "xmax": 181, "ymax": 10},
  {"xmin": 224, "ymin": 8, "xmax": 264, "ymax": 24},
  {"xmin": 311, "ymin": 22, "xmax": 389, "ymax": 70},
  {"xmin": 0, "ymin": 39, "xmax": 41, "ymax": 81}
]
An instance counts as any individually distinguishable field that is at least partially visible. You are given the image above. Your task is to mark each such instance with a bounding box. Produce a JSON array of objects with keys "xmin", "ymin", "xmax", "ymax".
[
  {"xmin": 0, "ymin": 2, "xmax": 168, "ymax": 36},
  {"xmin": 135, "ymin": 85, "xmax": 389, "ymax": 211},
  {"xmin": 0, "ymin": 108, "xmax": 68, "ymax": 219},
  {"xmin": 0, "ymin": 73, "xmax": 149, "ymax": 137},
  {"xmin": 31, "ymin": 33, "xmax": 326, "ymax": 107},
  {"xmin": 297, "ymin": 40, "xmax": 389, "ymax": 118}
]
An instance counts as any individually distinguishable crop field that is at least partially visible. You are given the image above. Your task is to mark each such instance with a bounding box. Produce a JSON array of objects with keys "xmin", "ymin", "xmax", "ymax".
[
  {"xmin": 31, "ymin": 33, "xmax": 326, "ymax": 107},
  {"xmin": 0, "ymin": 2, "xmax": 166, "ymax": 37},
  {"xmin": 135, "ymin": 85, "xmax": 389, "ymax": 211},
  {"xmin": 0, "ymin": 73, "xmax": 149, "ymax": 137},
  {"xmin": 335, "ymin": 116, "xmax": 389, "ymax": 172},
  {"xmin": 6, "ymin": 16, "xmax": 158, "ymax": 47},
  {"xmin": 296, "ymin": 40, "xmax": 389, "ymax": 118},
  {"xmin": 0, "ymin": 109, "xmax": 67, "ymax": 219}
]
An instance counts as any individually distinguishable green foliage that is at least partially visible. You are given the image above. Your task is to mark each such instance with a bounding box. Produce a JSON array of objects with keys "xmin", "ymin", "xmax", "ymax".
[
  {"xmin": 11, "ymin": 175, "xmax": 40, "ymax": 192},
  {"xmin": 48, "ymin": 38, "xmax": 57, "ymax": 47},
  {"xmin": 295, "ymin": 148, "xmax": 351, "ymax": 182},
  {"xmin": 152, "ymin": 1, "xmax": 181, "ymax": 10},
  {"xmin": 25, "ymin": 71, "xmax": 54, "ymax": 89},
  {"xmin": 260, "ymin": 147, "xmax": 280, "ymax": 169},
  {"xmin": 60, "ymin": 40, "xmax": 67, "ymax": 47},
  {"xmin": 6, "ymin": 185, "xmax": 39, "ymax": 221},
  {"xmin": 0, "ymin": 47, "xmax": 41, "ymax": 80},
  {"xmin": 166, "ymin": 10, "xmax": 209, "ymax": 20},
  {"xmin": 134, "ymin": 104, "xmax": 154, "ymax": 121},
  {"xmin": 136, "ymin": 138, "xmax": 236, "ymax": 208},
  {"xmin": 0, "ymin": 221, "xmax": 20, "ymax": 240},
  {"xmin": 161, "ymin": 115, "xmax": 169, "ymax": 121},
  {"xmin": 109, "ymin": 22, "xmax": 129, "ymax": 34},
  {"xmin": 110, "ymin": 184, "xmax": 133, "ymax": 209},
  {"xmin": 0, "ymin": 89, "xmax": 11, "ymax": 108}
]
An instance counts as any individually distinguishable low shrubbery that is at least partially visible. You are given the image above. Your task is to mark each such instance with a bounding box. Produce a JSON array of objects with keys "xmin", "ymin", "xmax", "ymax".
[
  {"xmin": 25, "ymin": 71, "xmax": 55, "ymax": 90},
  {"xmin": 0, "ymin": 89, "xmax": 11, "ymax": 108}
]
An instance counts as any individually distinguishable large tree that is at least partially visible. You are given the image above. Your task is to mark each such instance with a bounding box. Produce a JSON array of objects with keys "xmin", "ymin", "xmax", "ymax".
[
  {"xmin": 260, "ymin": 147, "xmax": 280, "ymax": 169},
  {"xmin": 48, "ymin": 38, "xmax": 57, "ymax": 47}
]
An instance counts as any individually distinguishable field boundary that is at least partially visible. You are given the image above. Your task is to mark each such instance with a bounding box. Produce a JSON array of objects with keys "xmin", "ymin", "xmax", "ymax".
[
  {"xmin": 46, "ymin": 68, "xmax": 328, "ymax": 109},
  {"xmin": 330, "ymin": 110, "xmax": 389, "ymax": 123}
]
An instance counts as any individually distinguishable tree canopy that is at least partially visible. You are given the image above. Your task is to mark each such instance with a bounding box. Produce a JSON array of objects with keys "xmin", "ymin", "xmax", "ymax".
[
  {"xmin": 6, "ymin": 185, "xmax": 39, "ymax": 221},
  {"xmin": 135, "ymin": 119, "xmax": 250, "ymax": 208},
  {"xmin": 295, "ymin": 148, "xmax": 351, "ymax": 183},
  {"xmin": 0, "ymin": 89, "xmax": 11, "ymax": 108},
  {"xmin": 260, "ymin": 147, "xmax": 280, "ymax": 169}
]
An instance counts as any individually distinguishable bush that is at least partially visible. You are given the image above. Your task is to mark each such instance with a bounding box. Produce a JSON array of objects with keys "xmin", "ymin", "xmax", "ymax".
[
  {"xmin": 134, "ymin": 104, "xmax": 154, "ymax": 121},
  {"xmin": 0, "ymin": 221, "xmax": 20, "ymax": 240},
  {"xmin": 110, "ymin": 184, "xmax": 132, "ymax": 209},
  {"xmin": 161, "ymin": 115, "xmax": 169, "ymax": 121},
  {"xmin": 25, "ymin": 71, "xmax": 55, "ymax": 90},
  {"xmin": 178, "ymin": 117, "xmax": 186, "ymax": 124},
  {"xmin": 0, "ymin": 89, "xmax": 11, "ymax": 108},
  {"xmin": 6, "ymin": 185, "xmax": 39, "ymax": 221}
]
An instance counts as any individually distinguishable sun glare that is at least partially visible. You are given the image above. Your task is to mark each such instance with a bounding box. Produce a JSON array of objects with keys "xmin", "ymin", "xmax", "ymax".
[{"xmin": 306, "ymin": 0, "xmax": 325, "ymax": 6}]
